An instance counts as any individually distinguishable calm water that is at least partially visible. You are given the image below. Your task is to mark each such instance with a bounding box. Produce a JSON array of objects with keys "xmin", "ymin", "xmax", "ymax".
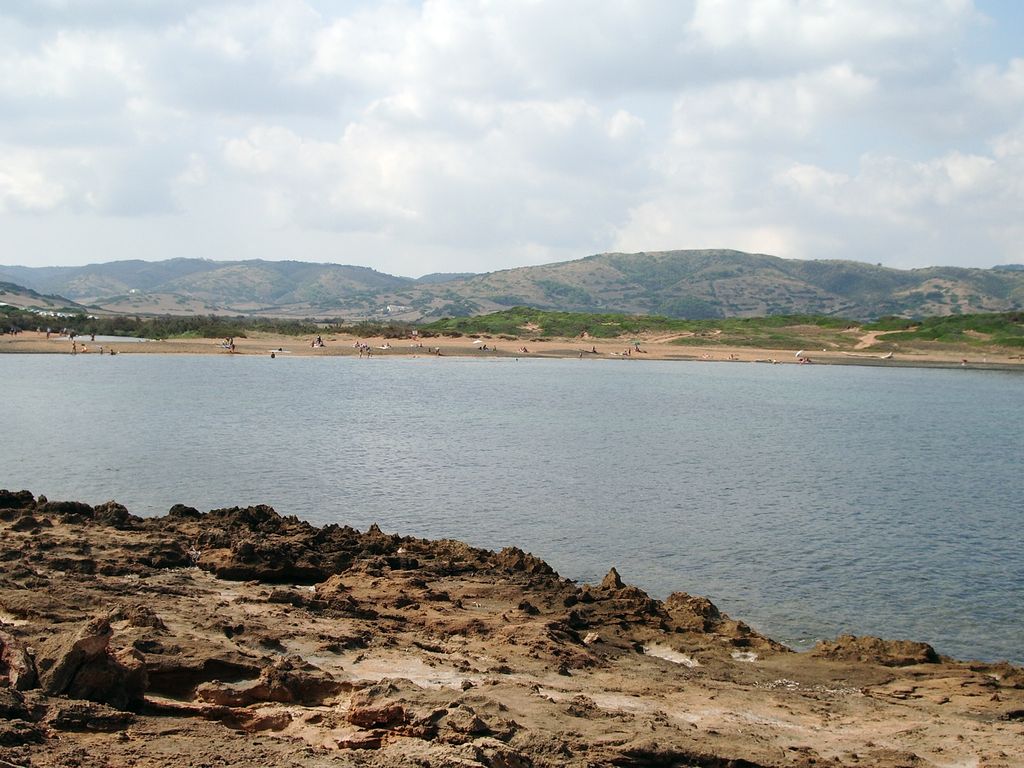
[{"xmin": 2, "ymin": 354, "xmax": 1021, "ymax": 664}]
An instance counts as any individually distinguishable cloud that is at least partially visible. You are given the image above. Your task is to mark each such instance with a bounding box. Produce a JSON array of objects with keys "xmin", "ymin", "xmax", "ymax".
[
  {"xmin": 0, "ymin": 148, "xmax": 67, "ymax": 212},
  {"xmin": 0, "ymin": 0, "xmax": 1021, "ymax": 274}
]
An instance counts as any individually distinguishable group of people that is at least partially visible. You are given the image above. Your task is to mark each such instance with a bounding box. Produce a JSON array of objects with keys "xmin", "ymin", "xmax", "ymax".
[{"xmin": 70, "ymin": 339, "xmax": 116, "ymax": 355}]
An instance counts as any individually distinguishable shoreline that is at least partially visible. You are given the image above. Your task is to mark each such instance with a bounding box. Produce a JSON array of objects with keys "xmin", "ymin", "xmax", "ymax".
[
  {"xmin": 1, "ymin": 489, "xmax": 1021, "ymax": 767},
  {"xmin": 3, "ymin": 330, "xmax": 1022, "ymax": 372}
]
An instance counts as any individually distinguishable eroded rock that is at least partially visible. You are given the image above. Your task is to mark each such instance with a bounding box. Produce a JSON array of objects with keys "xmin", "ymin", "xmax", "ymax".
[{"xmin": 812, "ymin": 635, "xmax": 940, "ymax": 667}]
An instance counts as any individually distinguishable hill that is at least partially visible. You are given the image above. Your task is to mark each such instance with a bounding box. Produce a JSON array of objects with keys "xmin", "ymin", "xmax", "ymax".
[
  {"xmin": 3, "ymin": 250, "xmax": 1023, "ymax": 321},
  {"xmin": 0, "ymin": 281, "xmax": 96, "ymax": 319}
]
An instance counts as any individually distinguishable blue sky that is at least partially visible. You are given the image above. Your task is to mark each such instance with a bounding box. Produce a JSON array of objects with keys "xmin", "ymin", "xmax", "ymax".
[{"xmin": 0, "ymin": 1, "xmax": 1021, "ymax": 275}]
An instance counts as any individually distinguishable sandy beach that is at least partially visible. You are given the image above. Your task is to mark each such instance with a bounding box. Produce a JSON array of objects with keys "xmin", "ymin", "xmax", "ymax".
[{"xmin": 3, "ymin": 330, "xmax": 1022, "ymax": 370}]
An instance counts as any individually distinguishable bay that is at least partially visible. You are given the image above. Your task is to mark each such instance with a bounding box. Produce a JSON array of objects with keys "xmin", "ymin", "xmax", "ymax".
[{"xmin": 2, "ymin": 353, "xmax": 1021, "ymax": 664}]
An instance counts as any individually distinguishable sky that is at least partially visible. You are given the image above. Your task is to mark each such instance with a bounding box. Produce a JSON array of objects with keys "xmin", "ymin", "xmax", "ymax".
[{"xmin": 0, "ymin": 1, "xmax": 1022, "ymax": 277}]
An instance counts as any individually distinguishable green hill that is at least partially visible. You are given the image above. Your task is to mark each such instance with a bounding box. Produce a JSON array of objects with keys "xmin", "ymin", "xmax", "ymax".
[{"xmin": 2, "ymin": 250, "xmax": 1022, "ymax": 321}]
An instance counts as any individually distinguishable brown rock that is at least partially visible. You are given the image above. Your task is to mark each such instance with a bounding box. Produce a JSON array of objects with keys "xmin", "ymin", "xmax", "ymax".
[
  {"xmin": 0, "ymin": 718, "xmax": 45, "ymax": 746},
  {"xmin": 197, "ymin": 660, "xmax": 347, "ymax": 707},
  {"xmin": 10, "ymin": 515, "xmax": 44, "ymax": 532},
  {"xmin": 111, "ymin": 603, "xmax": 169, "ymax": 631},
  {"xmin": 494, "ymin": 547, "xmax": 555, "ymax": 576},
  {"xmin": 348, "ymin": 703, "xmax": 408, "ymax": 729},
  {"xmin": 812, "ymin": 635, "xmax": 940, "ymax": 667},
  {"xmin": 44, "ymin": 700, "xmax": 135, "ymax": 732},
  {"xmin": 336, "ymin": 732, "xmax": 384, "ymax": 750},
  {"xmin": 665, "ymin": 592, "xmax": 722, "ymax": 632},
  {"xmin": 442, "ymin": 705, "xmax": 491, "ymax": 736},
  {"xmin": 92, "ymin": 500, "xmax": 140, "ymax": 529},
  {"xmin": 601, "ymin": 567, "xmax": 624, "ymax": 590},
  {"xmin": 36, "ymin": 616, "xmax": 113, "ymax": 694},
  {"xmin": 35, "ymin": 616, "xmax": 147, "ymax": 708},
  {"xmin": 0, "ymin": 489, "xmax": 34, "ymax": 510},
  {"xmin": 167, "ymin": 503, "xmax": 201, "ymax": 519},
  {"xmin": 0, "ymin": 687, "xmax": 30, "ymax": 720},
  {"xmin": 0, "ymin": 627, "xmax": 38, "ymax": 690}
]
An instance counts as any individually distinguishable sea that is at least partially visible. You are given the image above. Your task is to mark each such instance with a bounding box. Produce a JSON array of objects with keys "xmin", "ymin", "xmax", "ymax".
[{"xmin": 2, "ymin": 353, "xmax": 1021, "ymax": 664}]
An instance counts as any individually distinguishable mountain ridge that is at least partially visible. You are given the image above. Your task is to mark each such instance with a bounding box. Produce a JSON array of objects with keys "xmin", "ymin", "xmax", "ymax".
[{"xmin": 2, "ymin": 250, "xmax": 1022, "ymax": 321}]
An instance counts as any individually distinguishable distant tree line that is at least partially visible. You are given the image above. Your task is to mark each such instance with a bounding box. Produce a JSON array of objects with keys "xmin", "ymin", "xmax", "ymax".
[{"xmin": 4, "ymin": 304, "xmax": 1022, "ymax": 349}]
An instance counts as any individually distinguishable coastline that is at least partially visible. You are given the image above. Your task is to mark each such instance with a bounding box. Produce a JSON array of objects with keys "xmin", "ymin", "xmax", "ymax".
[
  {"xmin": 0, "ymin": 489, "xmax": 1021, "ymax": 767},
  {"xmin": 3, "ymin": 330, "xmax": 1022, "ymax": 372}
]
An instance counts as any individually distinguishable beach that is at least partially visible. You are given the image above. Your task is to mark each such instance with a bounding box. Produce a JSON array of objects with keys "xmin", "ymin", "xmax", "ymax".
[{"xmin": 3, "ymin": 329, "xmax": 1021, "ymax": 370}]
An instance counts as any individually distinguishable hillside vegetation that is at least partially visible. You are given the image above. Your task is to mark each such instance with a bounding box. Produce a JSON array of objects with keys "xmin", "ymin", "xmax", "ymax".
[
  {"xmin": 3, "ymin": 251, "xmax": 1023, "ymax": 321},
  {"xmin": 422, "ymin": 307, "xmax": 1024, "ymax": 353}
]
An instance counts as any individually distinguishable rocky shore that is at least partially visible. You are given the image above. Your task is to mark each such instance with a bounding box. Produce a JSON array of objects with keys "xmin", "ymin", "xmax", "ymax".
[{"xmin": 1, "ymin": 491, "xmax": 1020, "ymax": 767}]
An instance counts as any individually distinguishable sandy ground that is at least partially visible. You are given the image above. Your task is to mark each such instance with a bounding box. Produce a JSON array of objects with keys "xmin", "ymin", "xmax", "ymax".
[{"xmin": 3, "ymin": 330, "xmax": 1022, "ymax": 370}]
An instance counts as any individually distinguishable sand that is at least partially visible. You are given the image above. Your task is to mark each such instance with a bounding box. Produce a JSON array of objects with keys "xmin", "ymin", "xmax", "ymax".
[{"xmin": 3, "ymin": 330, "xmax": 1022, "ymax": 370}]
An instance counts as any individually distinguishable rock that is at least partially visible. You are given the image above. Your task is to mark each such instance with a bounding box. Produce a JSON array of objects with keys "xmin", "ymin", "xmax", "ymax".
[
  {"xmin": 665, "ymin": 592, "xmax": 722, "ymax": 632},
  {"xmin": 336, "ymin": 732, "xmax": 384, "ymax": 750},
  {"xmin": 135, "ymin": 540, "xmax": 191, "ymax": 569},
  {"xmin": 197, "ymin": 659, "xmax": 347, "ymax": 707},
  {"xmin": 0, "ymin": 627, "xmax": 38, "ymax": 690},
  {"xmin": 143, "ymin": 653, "xmax": 262, "ymax": 699},
  {"xmin": 315, "ymin": 573, "xmax": 349, "ymax": 596},
  {"xmin": 494, "ymin": 547, "xmax": 555, "ymax": 576},
  {"xmin": 348, "ymin": 703, "xmax": 409, "ymax": 729},
  {"xmin": 0, "ymin": 687, "xmax": 30, "ymax": 720},
  {"xmin": 439, "ymin": 705, "xmax": 492, "ymax": 741},
  {"xmin": 44, "ymin": 700, "xmax": 135, "ymax": 732},
  {"xmin": 237, "ymin": 710, "xmax": 292, "ymax": 732},
  {"xmin": 110, "ymin": 603, "xmax": 168, "ymax": 631},
  {"xmin": 36, "ymin": 616, "xmax": 113, "ymax": 694},
  {"xmin": 167, "ymin": 503, "xmax": 201, "ymax": 519},
  {"xmin": 0, "ymin": 490, "xmax": 34, "ymax": 510},
  {"xmin": 517, "ymin": 600, "xmax": 540, "ymax": 615},
  {"xmin": 10, "ymin": 515, "xmax": 44, "ymax": 532},
  {"xmin": 198, "ymin": 536, "xmax": 328, "ymax": 584},
  {"xmin": 92, "ymin": 501, "xmax": 139, "ymax": 529},
  {"xmin": 812, "ymin": 635, "xmax": 940, "ymax": 667},
  {"xmin": 0, "ymin": 718, "xmax": 45, "ymax": 746},
  {"xmin": 35, "ymin": 616, "xmax": 147, "ymax": 709},
  {"xmin": 36, "ymin": 499, "xmax": 94, "ymax": 522},
  {"xmin": 601, "ymin": 567, "xmax": 624, "ymax": 590},
  {"xmin": 469, "ymin": 737, "xmax": 534, "ymax": 768}
]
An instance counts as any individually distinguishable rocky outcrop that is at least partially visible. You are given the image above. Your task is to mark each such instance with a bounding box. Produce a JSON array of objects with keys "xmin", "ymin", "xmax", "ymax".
[
  {"xmin": 0, "ymin": 489, "xmax": 1019, "ymax": 768},
  {"xmin": 34, "ymin": 616, "xmax": 146, "ymax": 709},
  {"xmin": 664, "ymin": 591, "xmax": 789, "ymax": 654},
  {"xmin": 811, "ymin": 635, "xmax": 940, "ymax": 666},
  {"xmin": 196, "ymin": 658, "xmax": 348, "ymax": 707}
]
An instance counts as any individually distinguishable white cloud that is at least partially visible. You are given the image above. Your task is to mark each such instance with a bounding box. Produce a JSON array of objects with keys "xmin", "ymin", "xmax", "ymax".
[
  {"xmin": 0, "ymin": 0, "xmax": 1022, "ymax": 273},
  {"xmin": 0, "ymin": 149, "xmax": 67, "ymax": 212}
]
